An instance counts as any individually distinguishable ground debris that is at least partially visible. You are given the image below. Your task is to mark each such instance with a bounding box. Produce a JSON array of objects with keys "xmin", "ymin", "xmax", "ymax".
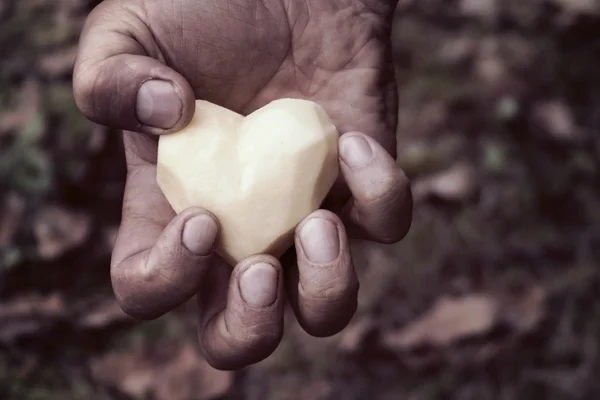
[
  {"xmin": 531, "ymin": 100, "xmax": 584, "ymax": 142},
  {"xmin": 382, "ymin": 293, "xmax": 498, "ymax": 349},
  {"xmin": 34, "ymin": 204, "xmax": 92, "ymax": 260},
  {"xmin": 0, "ymin": 293, "xmax": 134, "ymax": 344},
  {"xmin": 0, "ymin": 293, "xmax": 66, "ymax": 343},
  {"xmin": 382, "ymin": 285, "xmax": 546, "ymax": 351},
  {"xmin": 338, "ymin": 314, "xmax": 376, "ymax": 353},
  {"xmin": 77, "ymin": 297, "xmax": 133, "ymax": 330},
  {"xmin": 91, "ymin": 340, "xmax": 233, "ymax": 400},
  {"xmin": 412, "ymin": 162, "xmax": 478, "ymax": 202}
]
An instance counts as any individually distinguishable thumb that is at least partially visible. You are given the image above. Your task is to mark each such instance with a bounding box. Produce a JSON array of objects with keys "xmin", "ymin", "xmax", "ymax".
[{"xmin": 73, "ymin": 1, "xmax": 195, "ymax": 135}]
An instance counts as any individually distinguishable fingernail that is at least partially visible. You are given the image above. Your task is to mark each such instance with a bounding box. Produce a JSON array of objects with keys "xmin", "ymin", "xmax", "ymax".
[
  {"xmin": 239, "ymin": 262, "xmax": 278, "ymax": 307},
  {"xmin": 340, "ymin": 134, "xmax": 373, "ymax": 168},
  {"xmin": 136, "ymin": 80, "xmax": 182, "ymax": 129},
  {"xmin": 182, "ymin": 215, "xmax": 218, "ymax": 256},
  {"xmin": 299, "ymin": 218, "xmax": 340, "ymax": 264}
]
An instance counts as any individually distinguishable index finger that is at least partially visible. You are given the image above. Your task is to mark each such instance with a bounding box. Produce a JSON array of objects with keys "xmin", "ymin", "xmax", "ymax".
[{"xmin": 110, "ymin": 133, "xmax": 219, "ymax": 320}]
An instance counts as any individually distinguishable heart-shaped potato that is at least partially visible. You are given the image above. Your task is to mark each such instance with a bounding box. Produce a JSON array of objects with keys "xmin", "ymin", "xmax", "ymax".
[{"xmin": 157, "ymin": 98, "xmax": 339, "ymax": 265}]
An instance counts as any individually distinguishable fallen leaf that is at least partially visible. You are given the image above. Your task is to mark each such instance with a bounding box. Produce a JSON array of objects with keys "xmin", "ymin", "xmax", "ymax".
[
  {"xmin": 382, "ymin": 294, "xmax": 499, "ymax": 350},
  {"xmin": 338, "ymin": 315, "xmax": 376, "ymax": 353},
  {"xmin": 34, "ymin": 205, "xmax": 92, "ymax": 260},
  {"xmin": 532, "ymin": 100, "xmax": 583, "ymax": 141},
  {"xmin": 157, "ymin": 342, "xmax": 234, "ymax": 400},
  {"xmin": 412, "ymin": 162, "xmax": 478, "ymax": 202},
  {"xmin": 0, "ymin": 293, "xmax": 67, "ymax": 343},
  {"xmin": 91, "ymin": 340, "xmax": 154, "ymax": 398},
  {"xmin": 498, "ymin": 285, "xmax": 546, "ymax": 332},
  {"xmin": 0, "ymin": 292, "xmax": 139, "ymax": 344},
  {"xmin": 0, "ymin": 293, "xmax": 64, "ymax": 315},
  {"xmin": 92, "ymin": 339, "xmax": 233, "ymax": 400},
  {"xmin": 77, "ymin": 298, "xmax": 133, "ymax": 329}
]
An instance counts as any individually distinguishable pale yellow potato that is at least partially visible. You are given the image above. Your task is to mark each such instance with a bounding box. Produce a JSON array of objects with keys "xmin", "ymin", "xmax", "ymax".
[{"xmin": 157, "ymin": 98, "xmax": 340, "ymax": 265}]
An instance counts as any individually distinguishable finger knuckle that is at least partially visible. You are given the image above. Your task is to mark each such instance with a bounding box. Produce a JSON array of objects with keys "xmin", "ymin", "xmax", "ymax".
[
  {"xmin": 230, "ymin": 314, "xmax": 282, "ymax": 347},
  {"xmin": 110, "ymin": 260, "xmax": 163, "ymax": 321},
  {"xmin": 300, "ymin": 272, "xmax": 360, "ymax": 306}
]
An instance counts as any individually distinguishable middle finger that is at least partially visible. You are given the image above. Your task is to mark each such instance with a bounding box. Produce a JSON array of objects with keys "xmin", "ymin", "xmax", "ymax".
[{"xmin": 285, "ymin": 210, "xmax": 359, "ymax": 337}]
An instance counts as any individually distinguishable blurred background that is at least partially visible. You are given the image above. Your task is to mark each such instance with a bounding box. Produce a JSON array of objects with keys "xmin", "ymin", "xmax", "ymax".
[{"xmin": 1, "ymin": 0, "xmax": 600, "ymax": 399}]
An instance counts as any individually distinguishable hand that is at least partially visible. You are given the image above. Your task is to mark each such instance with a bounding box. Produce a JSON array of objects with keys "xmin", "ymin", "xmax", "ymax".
[{"xmin": 73, "ymin": 0, "xmax": 412, "ymax": 370}]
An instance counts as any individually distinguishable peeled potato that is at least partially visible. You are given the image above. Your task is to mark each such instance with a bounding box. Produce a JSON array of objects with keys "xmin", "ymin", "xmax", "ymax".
[{"xmin": 157, "ymin": 98, "xmax": 339, "ymax": 265}]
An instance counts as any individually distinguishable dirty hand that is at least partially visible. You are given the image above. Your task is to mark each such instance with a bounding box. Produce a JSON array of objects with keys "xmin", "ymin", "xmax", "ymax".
[{"xmin": 73, "ymin": 0, "xmax": 412, "ymax": 370}]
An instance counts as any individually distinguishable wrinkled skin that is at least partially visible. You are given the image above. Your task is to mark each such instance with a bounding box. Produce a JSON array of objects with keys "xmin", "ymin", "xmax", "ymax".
[{"xmin": 73, "ymin": 0, "xmax": 412, "ymax": 370}]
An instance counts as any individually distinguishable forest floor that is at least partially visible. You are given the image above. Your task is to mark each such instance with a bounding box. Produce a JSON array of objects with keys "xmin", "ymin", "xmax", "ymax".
[{"xmin": 1, "ymin": 0, "xmax": 600, "ymax": 399}]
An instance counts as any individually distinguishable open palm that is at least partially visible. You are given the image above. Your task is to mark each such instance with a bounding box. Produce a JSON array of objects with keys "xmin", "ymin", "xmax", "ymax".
[{"xmin": 74, "ymin": 0, "xmax": 411, "ymax": 370}]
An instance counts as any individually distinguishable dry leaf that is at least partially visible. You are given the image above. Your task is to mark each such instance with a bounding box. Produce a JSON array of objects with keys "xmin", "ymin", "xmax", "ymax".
[
  {"xmin": 0, "ymin": 293, "xmax": 66, "ymax": 343},
  {"xmin": 77, "ymin": 298, "xmax": 133, "ymax": 329},
  {"xmin": 0, "ymin": 293, "xmax": 65, "ymax": 315},
  {"xmin": 383, "ymin": 294, "xmax": 499, "ymax": 350},
  {"xmin": 532, "ymin": 100, "xmax": 583, "ymax": 141},
  {"xmin": 34, "ymin": 205, "xmax": 91, "ymax": 259},
  {"xmin": 92, "ymin": 340, "xmax": 233, "ymax": 400},
  {"xmin": 412, "ymin": 162, "xmax": 478, "ymax": 202},
  {"xmin": 338, "ymin": 315, "xmax": 376, "ymax": 353},
  {"xmin": 91, "ymin": 341, "xmax": 155, "ymax": 398},
  {"xmin": 498, "ymin": 285, "xmax": 546, "ymax": 332},
  {"xmin": 383, "ymin": 284, "xmax": 547, "ymax": 352},
  {"xmin": 0, "ymin": 293, "xmax": 153, "ymax": 344},
  {"xmin": 157, "ymin": 342, "xmax": 233, "ymax": 400}
]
